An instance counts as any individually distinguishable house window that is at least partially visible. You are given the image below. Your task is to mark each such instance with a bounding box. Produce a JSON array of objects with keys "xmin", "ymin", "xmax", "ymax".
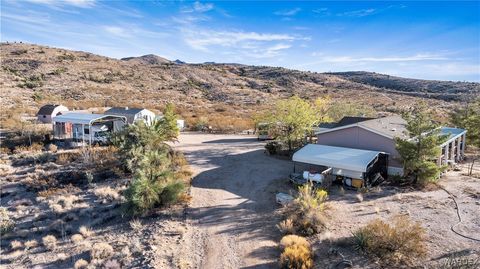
[{"xmin": 84, "ymin": 128, "xmax": 90, "ymax": 134}]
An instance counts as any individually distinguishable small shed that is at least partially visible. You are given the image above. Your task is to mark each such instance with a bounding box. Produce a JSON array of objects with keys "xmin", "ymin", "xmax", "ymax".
[
  {"xmin": 292, "ymin": 144, "xmax": 388, "ymax": 188},
  {"xmin": 104, "ymin": 107, "xmax": 155, "ymax": 125},
  {"xmin": 52, "ymin": 113, "xmax": 126, "ymax": 144},
  {"xmin": 36, "ymin": 104, "xmax": 69, "ymax": 123}
]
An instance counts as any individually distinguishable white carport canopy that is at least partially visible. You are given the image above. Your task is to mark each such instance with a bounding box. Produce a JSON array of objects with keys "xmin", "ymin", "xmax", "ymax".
[
  {"xmin": 53, "ymin": 113, "xmax": 126, "ymax": 125},
  {"xmin": 292, "ymin": 144, "xmax": 383, "ymax": 173}
]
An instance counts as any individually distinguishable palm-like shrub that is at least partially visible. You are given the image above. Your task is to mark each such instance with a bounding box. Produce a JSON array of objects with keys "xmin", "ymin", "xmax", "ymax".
[
  {"xmin": 113, "ymin": 104, "xmax": 187, "ymax": 215},
  {"xmin": 281, "ymin": 184, "xmax": 329, "ymax": 235}
]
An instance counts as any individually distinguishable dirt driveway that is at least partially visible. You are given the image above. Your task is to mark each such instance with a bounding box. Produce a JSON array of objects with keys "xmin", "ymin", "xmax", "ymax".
[{"xmin": 173, "ymin": 133, "xmax": 292, "ymax": 269}]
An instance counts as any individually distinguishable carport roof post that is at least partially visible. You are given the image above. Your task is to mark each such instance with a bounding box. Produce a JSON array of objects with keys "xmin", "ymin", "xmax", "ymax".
[{"xmin": 292, "ymin": 144, "xmax": 384, "ymax": 172}]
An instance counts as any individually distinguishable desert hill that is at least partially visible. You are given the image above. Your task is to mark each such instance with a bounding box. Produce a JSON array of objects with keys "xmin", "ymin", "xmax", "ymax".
[{"xmin": 1, "ymin": 42, "xmax": 478, "ymax": 129}]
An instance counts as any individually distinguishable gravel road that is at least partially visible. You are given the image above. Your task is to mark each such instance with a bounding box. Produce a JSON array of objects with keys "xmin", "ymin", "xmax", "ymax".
[{"xmin": 173, "ymin": 133, "xmax": 292, "ymax": 269}]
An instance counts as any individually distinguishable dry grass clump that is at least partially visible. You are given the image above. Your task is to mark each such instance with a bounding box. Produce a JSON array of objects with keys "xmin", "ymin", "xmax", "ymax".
[
  {"xmin": 10, "ymin": 240, "xmax": 23, "ymax": 250},
  {"xmin": 279, "ymin": 235, "xmax": 313, "ymax": 269},
  {"xmin": 74, "ymin": 259, "xmax": 89, "ymax": 269},
  {"xmin": 129, "ymin": 219, "xmax": 142, "ymax": 232},
  {"xmin": 1, "ymin": 207, "xmax": 14, "ymax": 235},
  {"xmin": 353, "ymin": 215, "xmax": 427, "ymax": 266},
  {"xmin": 104, "ymin": 259, "xmax": 121, "ymax": 269},
  {"xmin": 24, "ymin": 239, "xmax": 38, "ymax": 249},
  {"xmin": 79, "ymin": 226, "xmax": 94, "ymax": 238},
  {"xmin": 48, "ymin": 194, "xmax": 80, "ymax": 213},
  {"xmin": 56, "ymin": 151, "xmax": 80, "ymax": 165},
  {"xmin": 280, "ymin": 184, "xmax": 329, "ymax": 236},
  {"xmin": 42, "ymin": 235, "xmax": 57, "ymax": 250},
  {"xmin": 91, "ymin": 242, "xmax": 114, "ymax": 260},
  {"xmin": 13, "ymin": 143, "xmax": 44, "ymax": 154},
  {"xmin": 277, "ymin": 218, "xmax": 295, "ymax": 235},
  {"xmin": 71, "ymin": 234, "xmax": 84, "ymax": 244},
  {"xmin": 46, "ymin": 143, "xmax": 58, "ymax": 152},
  {"xmin": 94, "ymin": 186, "xmax": 120, "ymax": 202}
]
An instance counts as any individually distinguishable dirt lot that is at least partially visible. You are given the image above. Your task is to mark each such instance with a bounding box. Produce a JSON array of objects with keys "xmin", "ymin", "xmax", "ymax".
[
  {"xmin": 175, "ymin": 133, "xmax": 480, "ymax": 269},
  {"xmin": 1, "ymin": 133, "xmax": 479, "ymax": 268}
]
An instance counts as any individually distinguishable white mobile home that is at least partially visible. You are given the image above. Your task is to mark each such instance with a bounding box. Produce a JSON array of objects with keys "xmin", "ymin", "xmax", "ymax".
[{"xmin": 104, "ymin": 107, "xmax": 155, "ymax": 125}]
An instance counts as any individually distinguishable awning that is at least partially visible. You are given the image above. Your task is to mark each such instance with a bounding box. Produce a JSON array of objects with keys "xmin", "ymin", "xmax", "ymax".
[
  {"xmin": 292, "ymin": 144, "xmax": 383, "ymax": 172},
  {"xmin": 439, "ymin": 127, "xmax": 466, "ymax": 146},
  {"xmin": 53, "ymin": 113, "xmax": 126, "ymax": 125}
]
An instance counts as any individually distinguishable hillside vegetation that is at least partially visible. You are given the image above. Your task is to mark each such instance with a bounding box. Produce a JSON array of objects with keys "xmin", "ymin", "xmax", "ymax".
[{"xmin": 1, "ymin": 42, "xmax": 478, "ymax": 129}]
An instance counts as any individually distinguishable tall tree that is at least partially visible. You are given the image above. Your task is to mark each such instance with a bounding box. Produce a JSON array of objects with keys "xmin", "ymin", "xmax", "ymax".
[
  {"xmin": 395, "ymin": 103, "xmax": 448, "ymax": 184},
  {"xmin": 451, "ymin": 99, "xmax": 480, "ymax": 176},
  {"xmin": 451, "ymin": 99, "xmax": 480, "ymax": 148},
  {"xmin": 266, "ymin": 96, "xmax": 328, "ymax": 152}
]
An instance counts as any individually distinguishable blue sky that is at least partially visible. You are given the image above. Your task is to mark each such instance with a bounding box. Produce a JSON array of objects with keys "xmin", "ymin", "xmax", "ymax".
[{"xmin": 1, "ymin": 1, "xmax": 479, "ymax": 81}]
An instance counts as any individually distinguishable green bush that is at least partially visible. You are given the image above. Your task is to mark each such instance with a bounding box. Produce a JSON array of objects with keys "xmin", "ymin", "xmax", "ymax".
[
  {"xmin": 125, "ymin": 176, "xmax": 162, "ymax": 215},
  {"xmin": 265, "ymin": 141, "xmax": 281, "ymax": 155},
  {"xmin": 160, "ymin": 181, "xmax": 185, "ymax": 205}
]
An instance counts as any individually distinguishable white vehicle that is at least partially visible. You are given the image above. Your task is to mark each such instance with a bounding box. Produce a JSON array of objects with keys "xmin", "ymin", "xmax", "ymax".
[{"xmin": 77, "ymin": 125, "xmax": 110, "ymax": 144}]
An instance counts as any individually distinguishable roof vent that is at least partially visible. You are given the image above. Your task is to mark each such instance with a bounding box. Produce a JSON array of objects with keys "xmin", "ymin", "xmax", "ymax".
[
  {"xmin": 391, "ymin": 128, "xmax": 397, "ymax": 131},
  {"xmin": 125, "ymin": 106, "xmax": 129, "ymax": 110}
]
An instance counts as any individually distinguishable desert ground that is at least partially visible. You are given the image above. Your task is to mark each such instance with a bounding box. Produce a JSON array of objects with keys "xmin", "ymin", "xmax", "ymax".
[{"xmin": 1, "ymin": 133, "xmax": 479, "ymax": 268}]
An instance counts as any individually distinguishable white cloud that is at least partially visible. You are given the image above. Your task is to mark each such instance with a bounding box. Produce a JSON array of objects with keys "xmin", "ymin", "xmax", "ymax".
[
  {"xmin": 181, "ymin": 1, "xmax": 214, "ymax": 13},
  {"xmin": 25, "ymin": 0, "xmax": 95, "ymax": 8},
  {"xmin": 103, "ymin": 26, "xmax": 130, "ymax": 38},
  {"xmin": 274, "ymin": 8, "xmax": 301, "ymax": 16},
  {"xmin": 312, "ymin": 8, "xmax": 330, "ymax": 16},
  {"xmin": 337, "ymin": 8, "xmax": 377, "ymax": 17},
  {"xmin": 182, "ymin": 28, "xmax": 299, "ymax": 51},
  {"xmin": 320, "ymin": 53, "xmax": 449, "ymax": 63}
]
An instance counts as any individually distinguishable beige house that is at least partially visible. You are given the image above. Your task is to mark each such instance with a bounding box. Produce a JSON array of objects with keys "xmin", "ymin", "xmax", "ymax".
[{"xmin": 316, "ymin": 116, "xmax": 466, "ymax": 175}]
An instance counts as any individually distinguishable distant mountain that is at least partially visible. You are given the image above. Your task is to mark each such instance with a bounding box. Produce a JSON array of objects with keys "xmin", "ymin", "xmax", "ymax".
[
  {"xmin": 174, "ymin": 59, "xmax": 186, "ymax": 64},
  {"xmin": 1, "ymin": 42, "xmax": 479, "ymax": 128},
  {"xmin": 327, "ymin": 71, "xmax": 479, "ymax": 102},
  {"xmin": 121, "ymin": 54, "xmax": 171, "ymax": 65}
]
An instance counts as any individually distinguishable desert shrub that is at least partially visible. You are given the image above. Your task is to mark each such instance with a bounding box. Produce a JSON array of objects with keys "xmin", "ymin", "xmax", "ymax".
[
  {"xmin": 74, "ymin": 259, "xmax": 89, "ymax": 269},
  {"xmin": 11, "ymin": 240, "xmax": 23, "ymax": 250},
  {"xmin": 277, "ymin": 218, "xmax": 295, "ymax": 235},
  {"xmin": 94, "ymin": 186, "xmax": 120, "ymax": 201},
  {"xmin": 104, "ymin": 259, "xmax": 121, "ymax": 269},
  {"xmin": 0, "ymin": 207, "xmax": 14, "ymax": 235},
  {"xmin": 71, "ymin": 234, "xmax": 84, "ymax": 244},
  {"xmin": 265, "ymin": 141, "xmax": 281, "ymax": 155},
  {"xmin": 280, "ymin": 235, "xmax": 310, "ymax": 250},
  {"xmin": 281, "ymin": 184, "xmax": 329, "ymax": 236},
  {"xmin": 24, "ymin": 240, "xmax": 38, "ymax": 249},
  {"xmin": 56, "ymin": 151, "xmax": 80, "ymax": 165},
  {"xmin": 353, "ymin": 215, "xmax": 427, "ymax": 266},
  {"xmin": 91, "ymin": 242, "xmax": 114, "ymax": 260},
  {"xmin": 279, "ymin": 243, "xmax": 313, "ymax": 269},
  {"xmin": 79, "ymin": 226, "xmax": 94, "ymax": 238},
  {"xmin": 13, "ymin": 142, "xmax": 44, "ymax": 154},
  {"xmin": 42, "ymin": 235, "xmax": 58, "ymax": 250},
  {"xmin": 46, "ymin": 143, "xmax": 58, "ymax": 152}
]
